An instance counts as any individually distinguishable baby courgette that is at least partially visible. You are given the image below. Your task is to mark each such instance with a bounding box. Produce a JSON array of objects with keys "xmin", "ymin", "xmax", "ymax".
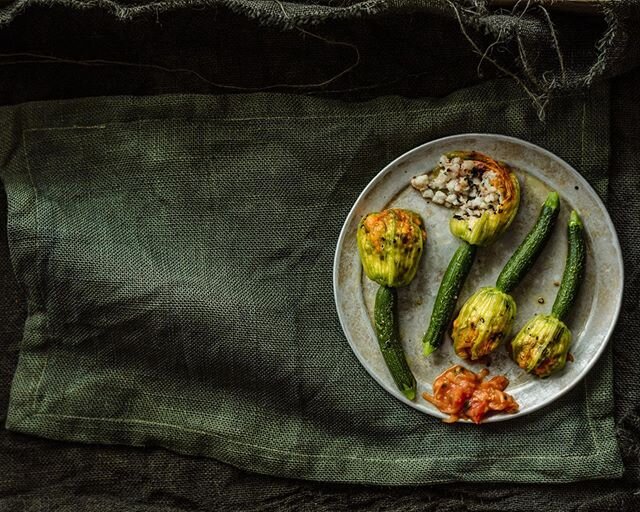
[
  {"xmin": 510, "ymin": 211, "xmax": 586, "ymax": 377},
  {"xmin": 357, "ymin": 209, "xmax": 426, "ymax": 400},
  {"xmin": 551, "ymin": 210, "xmax": 586, "ymax": 320},
  {"xmin": 375, "ymin": 286, "xmax": 417, "ymax": 399},
  {"xmin": 422, "ymin": 242, "xmax": 476, "ymax": 356},
  {"xmin": 496, "ymin": 191, "xmax": 560, "ymax": 294}
]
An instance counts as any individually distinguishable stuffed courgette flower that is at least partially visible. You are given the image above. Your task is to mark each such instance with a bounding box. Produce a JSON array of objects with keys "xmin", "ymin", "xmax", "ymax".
[
  {"xmin": 357, "ymin": 209, "xmax": 426, "ymax": 288},
  {"xmin": 452, "ymin": 192, "xmax": 560, "ymax": 361},
  {"xmin": 509, "ymin": 211, "xmax": 586, "ymax": 377},
  {"xmin": 411, "ymin": 151, "xmax": 520, "ymax": 356},
  {"xmin": 412, "ymin": 151, "xmax": 520, "ymax": 247},
  {"xmin": 452, "ymin": 286, "xmax": 516, "ymax": 361},
  {"xmin": 510, "ymin": 315, "xmax": 571, "ymax": 377},
  {"xmin": 357, "ymin": 208, "xmax": 427, "ymax": 399}
]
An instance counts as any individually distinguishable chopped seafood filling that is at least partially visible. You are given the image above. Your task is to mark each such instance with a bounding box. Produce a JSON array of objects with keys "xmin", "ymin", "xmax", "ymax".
[{"xmin": 411, "ymin": 155, "xmax": 503, "ymax": 229}]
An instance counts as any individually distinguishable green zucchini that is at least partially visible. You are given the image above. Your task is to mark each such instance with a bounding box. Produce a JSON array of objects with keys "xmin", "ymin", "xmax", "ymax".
[
  {"xmin": 422, "ymin": 241, "xmax": 477, "ymax": 356},
  {"xmin": 551, "ymin": 210, "xmax": 586, "ymax": 320},
  {"xmin": 452, "ymin": 191, "xmax": 561, "ymax": 361},
  {"xmin": 374, "ymin": 285, "xmax": 417, "ymax": 400},
  {"xmin": 496, "ymin": 191, "xmax": 560, "ymax": 294},
  {"xmin": 509, "ymin": 211, "xmax": 586, "ymax": 377}
]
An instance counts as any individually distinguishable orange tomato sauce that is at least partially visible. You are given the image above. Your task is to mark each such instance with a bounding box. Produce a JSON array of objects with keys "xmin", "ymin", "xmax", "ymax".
[{"xmin": 422, "ymin": 365, "xmax": 519, "ymax": 424}]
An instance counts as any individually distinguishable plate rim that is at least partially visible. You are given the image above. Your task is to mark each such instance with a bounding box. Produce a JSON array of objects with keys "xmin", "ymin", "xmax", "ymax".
[{"xmin": 332, "ymin": 132, "xmax": 624, "ymax": 423}]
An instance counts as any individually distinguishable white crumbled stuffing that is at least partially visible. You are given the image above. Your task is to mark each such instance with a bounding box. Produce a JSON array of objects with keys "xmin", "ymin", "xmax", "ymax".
[
  {"xmin": 433, "ymin": 190, "xmax": 447, "ymax": 204},
  {"xmin": 411, "ymin": 155, "xmax": 503, "ymax": 227}
]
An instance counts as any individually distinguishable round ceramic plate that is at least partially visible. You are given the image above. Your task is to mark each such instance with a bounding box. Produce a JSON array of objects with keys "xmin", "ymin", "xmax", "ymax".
[{"xmin": 333, "ymin": 133, "xmax": 623, "ymax": 422}]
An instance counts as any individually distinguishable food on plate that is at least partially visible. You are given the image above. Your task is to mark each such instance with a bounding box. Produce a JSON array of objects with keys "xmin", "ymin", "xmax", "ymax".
[
  {"xmin": 495, "ymin": 192, "xmax": 561, "ymax": 294},
  {"xmin": 422, "ymin": 364, "xmax": 519, "ymax": 423},
  {"xmin": 357, "ymin": 208, "xmax": 427, "ymax": 399},
  {"xmin": 452, "ymin": 287, "xmax": 516, "ymax": 361},
  {"xmin": 412, "ymin": 151, "xmax": 521, "ymax": 357},
  {"xmin": 421, "ymin": 242, "xmax": 477, "ymax": 356},
  {"xmin": 509, "ymin": 315, "xmax": 572, "ymax": 377},
  {"xmin": 509, "ymin": 211, "xmax": 586, "ymax": 377},
  {"xmin": 453, "ymin": 191, "xmax": 560, "ymax": 360},
  {"xmin": 411, "ymin": 151, "xmax": 520, "ymax": 247},
  {"xmin": 357, "ymin": 209, "xmax": 426, "ymax": 288}
]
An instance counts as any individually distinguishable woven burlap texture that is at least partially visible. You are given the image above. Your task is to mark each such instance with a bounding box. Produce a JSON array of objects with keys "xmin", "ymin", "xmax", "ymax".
[{"xmin": 0, "ymin": 79, "xmax": 622, "ymax": 484}]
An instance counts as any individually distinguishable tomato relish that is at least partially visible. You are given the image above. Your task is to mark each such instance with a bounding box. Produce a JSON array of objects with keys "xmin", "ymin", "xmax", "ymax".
[{"xmin": 423, "ymin": 365, "xmax": 519, "ymax": 424}]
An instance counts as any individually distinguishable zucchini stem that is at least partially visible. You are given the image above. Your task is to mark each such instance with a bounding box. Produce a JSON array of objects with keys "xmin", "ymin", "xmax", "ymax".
[{"xmin": 422, "ymin": 242, "xmax": 477, "ymax": 356}]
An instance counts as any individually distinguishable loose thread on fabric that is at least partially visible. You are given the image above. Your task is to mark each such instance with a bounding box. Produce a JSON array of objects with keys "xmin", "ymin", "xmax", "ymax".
[
  {"xmin": 446, "ymin": 0, "xmax": 549, "ymax": 120},
  {"xmin": 445, "ymin": 0, "xmax": 628, "ymax": 121},
  {"xmin": 0, "ymin": 0, "xmax": 363, "ymax": 92},
  {"xmin": 0, "ymin": 29, "xmax": 360, "ymax": 92},
  {"xmin": 0, "ymin": 1, "xmax": 629, "ymax": 117},
  {"xmin": 540, "ymin": 5, "xmax": 566, "ymax": 83},
  {"xmin": 583, "ymin": 4, "xmax": 620, "ymax": 88}
]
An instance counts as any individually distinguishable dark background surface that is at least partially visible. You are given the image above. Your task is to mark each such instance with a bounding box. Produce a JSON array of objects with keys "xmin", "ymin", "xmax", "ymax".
[{"xmin": 0, "ymin": 2, "xmax": 639, "ymax": 510}]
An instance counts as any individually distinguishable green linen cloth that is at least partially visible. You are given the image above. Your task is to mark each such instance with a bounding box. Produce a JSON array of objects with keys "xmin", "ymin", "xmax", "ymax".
[{"xmin": 0, "ymin": 78, "xmax": 622, "ymax": 484}]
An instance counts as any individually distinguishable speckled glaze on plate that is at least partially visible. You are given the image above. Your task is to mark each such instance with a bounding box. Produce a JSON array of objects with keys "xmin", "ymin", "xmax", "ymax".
[{"xmin": 333, "ymin": 134, "xmax": 623, "ymax": 423}]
